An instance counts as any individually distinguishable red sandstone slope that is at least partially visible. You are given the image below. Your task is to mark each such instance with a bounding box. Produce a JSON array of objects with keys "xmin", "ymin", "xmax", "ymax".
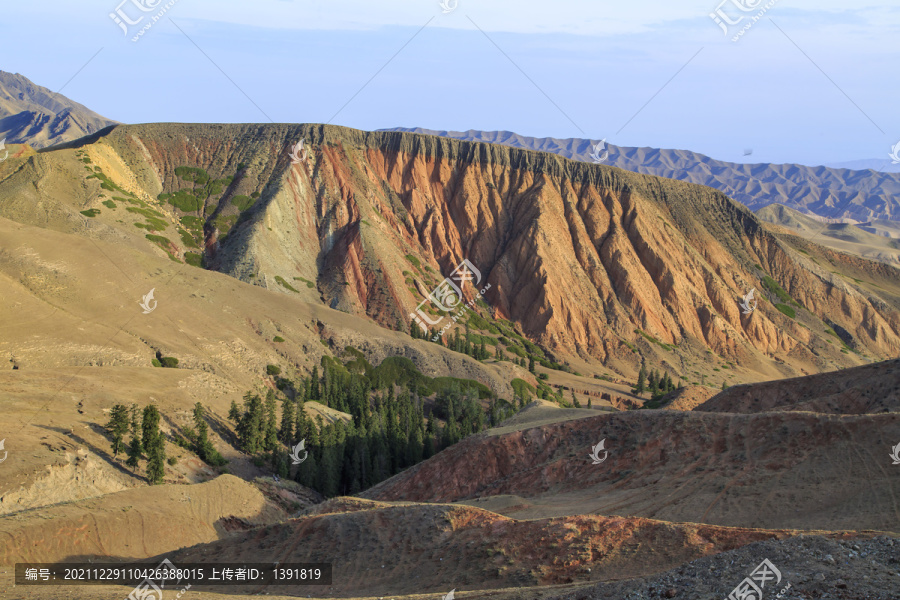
[
  {"xmin": 4, "ymin": 124, "xmax": 899, "ymax": 383},
  {"xmin": 363, "ymin": 408, "xmax": 900, "ymax": 532}
]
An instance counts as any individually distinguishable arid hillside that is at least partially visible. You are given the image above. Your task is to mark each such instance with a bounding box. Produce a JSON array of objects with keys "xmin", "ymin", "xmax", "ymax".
[
  {"xmin": 757, "ymin": 202, "xmax": 900, "ymax": 265},
  {"xmin": 696, "ymin": 359, "xmax": 900, "ymax": 414},
  {"xmin": 364, "ymin": 401, "xmax": 900, "ymax": 532},
  {"xmin": 2, "ymin": 123, "xmax": 898, "ymax": 387}
]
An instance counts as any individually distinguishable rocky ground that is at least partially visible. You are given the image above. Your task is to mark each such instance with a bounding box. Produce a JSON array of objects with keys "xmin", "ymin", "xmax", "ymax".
[{"xmin": 546, "ymin": 535, "xmax": 900, "ymax": 600}]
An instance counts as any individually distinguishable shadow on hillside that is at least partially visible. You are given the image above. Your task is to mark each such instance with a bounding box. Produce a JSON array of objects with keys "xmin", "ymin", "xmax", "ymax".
[{"xmin": 36, "ymin": 424, "xmax": 145, "ymax": 483}]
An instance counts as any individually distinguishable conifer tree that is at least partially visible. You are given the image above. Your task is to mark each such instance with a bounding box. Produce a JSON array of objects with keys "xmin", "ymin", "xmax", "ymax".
[
  {"xmin": 146, "ymin": 435, "xmax": 166, "ymax": 485},
  {"xmin": 130, "ymin": 404, "xmax": 140, "ymax": 434},
  {"xmin": 238, "ymin": 393, "xmax": 265, "ymax": 453},
  {"xmin": 106, "ymin": 404, "xmax": 131, "ymax": 457},
  {"xmin": 228, "ymin": 399, "xmax": 241, "ymax": 422},
  {"xmin": 280, "ymin": 398, "xmax": 295, "ymax": 443},
  {"xmin": 264, "ymin": 392, "xmax": 279, "ymax": 451},
  {"xmin": 192, "ymin": 402, "xmax": 209, "ymax": 455},
  {"xmin": 141, "ymin": 404, "xmax": 161, "ymax": 454},
  {"xmin": 571, "ymin": 389, "xmax": 581, "ymax": 408},
  {"xmin": 310, "ymin": 366, "xmax": 320, "ymax": 401},
  {"xmin": 294, "ymin": 400, "xmax": 309, "ymax": 444},
  {"xmin": 125, "ymin": 434, "xmax": 142, "ymax": 471},
  {"xmin": 294, "ymin": 450, "xmax": 318, "ymax": 489},
  {"xmin": 634, "ymin": 364, "xmax": 647, "ymax": 396}
]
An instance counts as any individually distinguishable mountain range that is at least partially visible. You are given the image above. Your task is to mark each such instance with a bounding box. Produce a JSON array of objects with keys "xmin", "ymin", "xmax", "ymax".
[
  {"xmin": 0, "ymin": 71, "xmax": 116, "ymax": 149},
  {"xmin": 3, "ymin": 122, "xmax": 897, "ymax": 387},
  {"xmin": 385, "ymin": 127, "xmax": 900, "ymax": 223},
  {"xmin": 2, "ymin": 75, "xmax": 900, "ymax": 600}
]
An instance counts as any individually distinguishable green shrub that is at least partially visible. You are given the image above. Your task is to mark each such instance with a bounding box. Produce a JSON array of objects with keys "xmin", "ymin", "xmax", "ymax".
[
  {"xmin": 762, "ymin": 276, "xmax": 797, "ymax": 306},
  {"xmin": 511, "ymin": 378, "xmax": 536, "ymax": 399},
  {"xmin": 180, "ymin": 215, "xmax": 203, "ymax": 229},
  {"xmin": 174, "ymin": 166, "xmax": 209, "ymax": 185},
  {"xmin": 179, "ymin": 229, "xmax": 199, "ymax": 248},
  {"xmin": 145, "ymin": 234, "xmax": 172, "ymax": 248},
  {"xmin": 152, "ymin": 358, "xmax": 162, "ymax": 367},
  {"xmin": 167, "ymin": 457, "xmax": 178, "ymax": 466},
  {"xmin": 775, "ymin": 304, "xmax": 796, "ymax": 319},
  {"xmin": 214, "ymin": 214, "xmax": 238, "ymax": 234},
  {"xmin": 184, "ymin": 252, "xmax": 203, "ymax": 267},
  {"xmin": 506, "ymin": 344, "xmax": 526, "ymax": 358},
  {"xmin": 167, "ymin": 189, "xmax": 202, "ymax": 212},
  {"xmin": 267, "ymin": 364, "xmax": 281, "ymax": 376},
  {"xmin": 405, "ymin": 254, "xmax": 421, "ymax": 269},
  {"xmin": 127, "ymin": 207, "xmax": 168, "ymax": 231},
  {"xmin": 102, "ymin": 200, "xmax": 117, "ymax": 209},
  {"xmin": 273, "ymin": 336, "xmax": 285, "ymax": 343},
  {"xmin": 159, "ymin": 356, "xmax": 179, "ymax": 368},
  {"xmin": 274, "ymin": 276, "xmax": 300, "ymax": 293},
  {"xmin": 80, "ymin": 209, "xmax": 100, "ymax": 217},
  {"xmin": 231, "ymin": 195, "xmax": 254, "ymax": 211}
]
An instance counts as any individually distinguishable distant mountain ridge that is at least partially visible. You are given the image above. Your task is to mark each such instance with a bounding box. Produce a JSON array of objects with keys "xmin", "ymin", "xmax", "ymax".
[
  {"xmin": 383, "ymin": 127, "xmax": 900, "ymax": 223},
  {"xmin": 0, "ymin": 71, "xmax": 117, "ymax": 149}
]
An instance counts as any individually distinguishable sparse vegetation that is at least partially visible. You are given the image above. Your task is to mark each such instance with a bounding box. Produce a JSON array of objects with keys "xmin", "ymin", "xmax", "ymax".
[{"xmin": 275, "ymin": 276, "xmax": 300, "ymax": 293}]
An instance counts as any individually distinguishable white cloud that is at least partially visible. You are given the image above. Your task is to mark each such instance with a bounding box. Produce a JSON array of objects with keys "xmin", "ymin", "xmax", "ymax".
[{"xmin": 102, "ymin": 0, "xmax": 900, "ymax": 36}]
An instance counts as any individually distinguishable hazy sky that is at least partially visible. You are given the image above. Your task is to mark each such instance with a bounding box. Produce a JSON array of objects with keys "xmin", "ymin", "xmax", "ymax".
[{"xmin": 2, "ymin": 1, "xmax": 898, "ymax": 165}]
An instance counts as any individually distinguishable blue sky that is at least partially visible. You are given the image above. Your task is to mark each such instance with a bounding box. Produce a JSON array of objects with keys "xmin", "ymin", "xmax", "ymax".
[{"xmin": 2, "ymin": 1, "xmax": 898, "ymax": 166}]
